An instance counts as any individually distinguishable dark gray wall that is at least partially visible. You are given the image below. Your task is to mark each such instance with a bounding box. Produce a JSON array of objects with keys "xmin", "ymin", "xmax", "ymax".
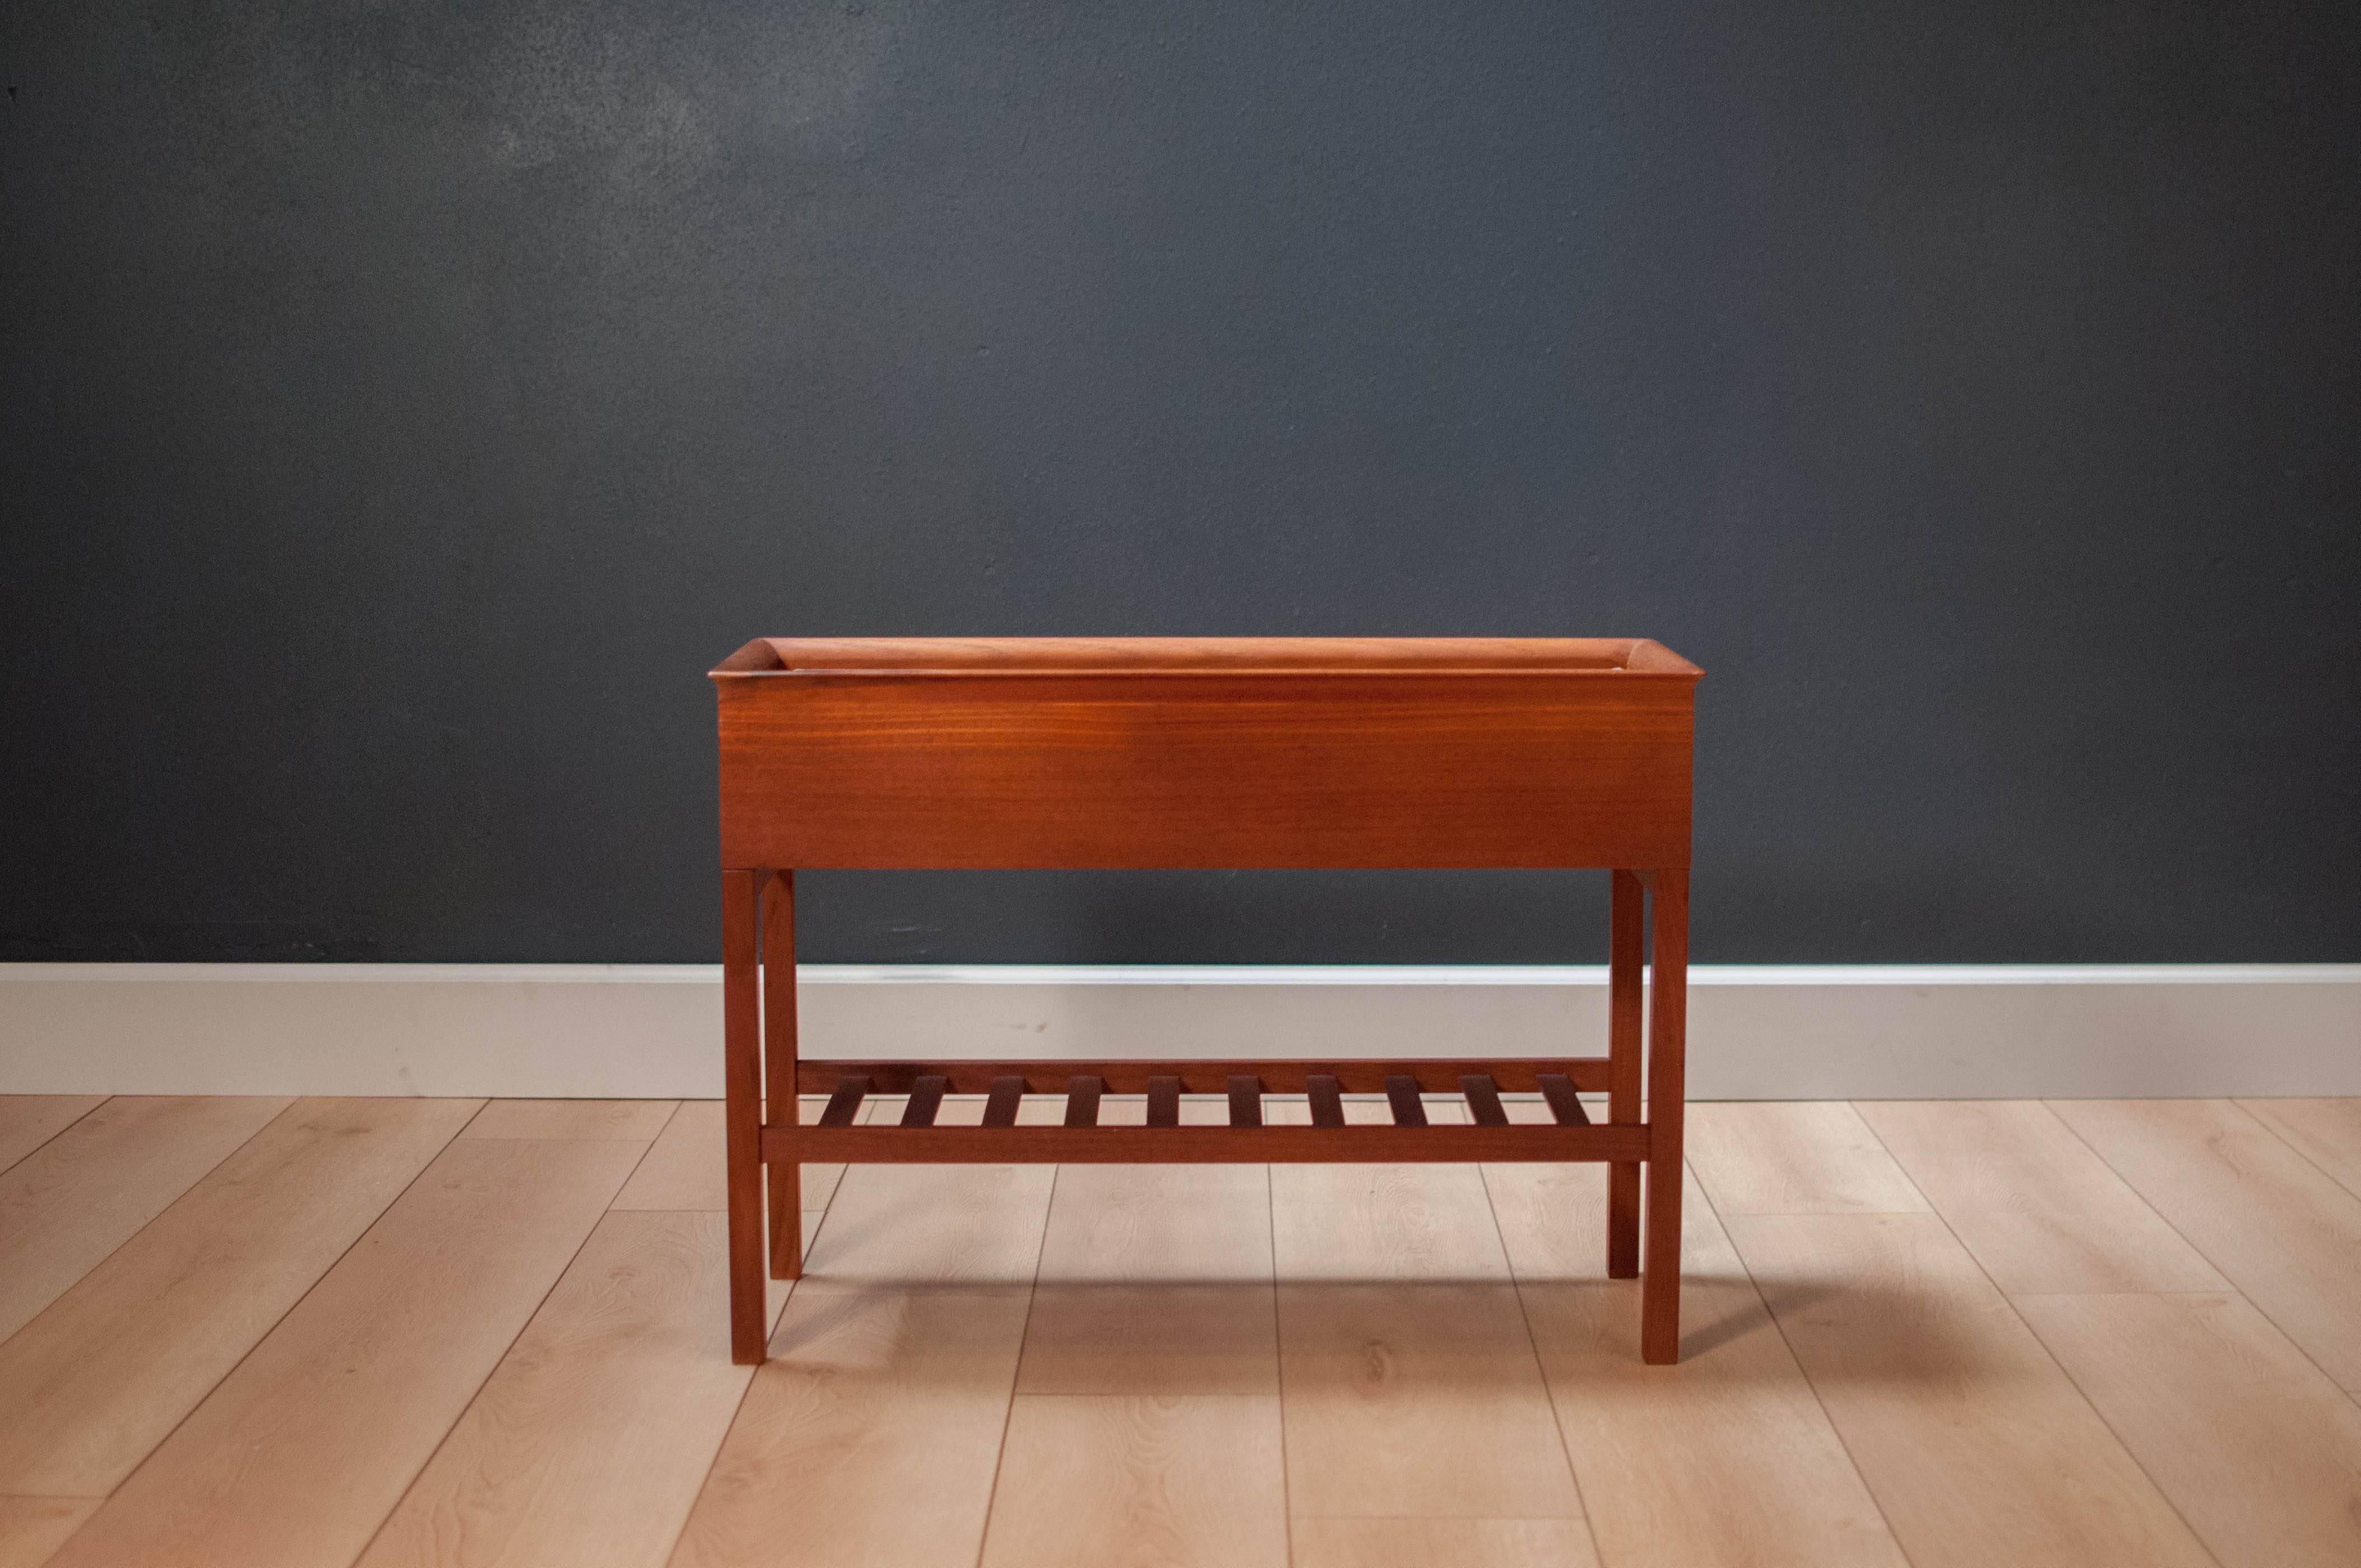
[{"xmin": 4, "ymin": 1, "xmax": 2356, "ymax": 964}]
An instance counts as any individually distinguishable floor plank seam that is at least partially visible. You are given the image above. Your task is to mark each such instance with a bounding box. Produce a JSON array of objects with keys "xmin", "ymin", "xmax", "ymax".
[
  {"xmin": 661, "ymin": 1264, "xmax": 797, "ymax": 1567},
  {"xmin": 2036, "ymin": 1097, "xmax": 2361, "ymax": 1409},
  {"xmin": 972, "ymin": 1159, "xmax": 1059, "ymax": 1568},
  {"xmin": 1849, "ymin": 1103, "xmax": 2230, "ymax": 1568},
  {"xmin": 0, "ymin": 1097, "xmax": 112, "ymax": 1183},
  {"xmin": 1265, "ymin": 1162, "xmax": 1296, "ymax": 1568},
  {"xmin": 658, "ymin": 1181, "xmax": 846, "ymax": 1568},
  {"xmin": 343, "ymin": 1125, "xmax": 668, "ymax": 1568},
  {"xmin": 2026, "ymin": 1098, "xmax": 2255, "ymax": 1286},
  {"xmin": 45, "ymin": 1098, "xmax": 484, "ymax": 1538},
  {"xmin": 4, "ymin": 1099, "xmax": 298, "ymax": 1357},
  {"xmin": 1478, "ymin": 1155, "xmax": 1608, "ymax": 1568},
  {"xmin": 1688, "ymin": 1153, "xmax": 1925, "ymax": 1568},
  {"xmin": 2234, "ymin": 1097, "xmax": 2361, "ymax": 1201}
]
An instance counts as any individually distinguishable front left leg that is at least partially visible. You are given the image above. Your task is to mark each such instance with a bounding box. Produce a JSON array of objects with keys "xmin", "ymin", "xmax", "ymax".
[
  {"xmin": 1639, "ymin": 867, "xmax": 1688, "ymax": 1365},
  {"xmin": 722, "ymin": 869, "xmax": 768, "ymax": 1364}
]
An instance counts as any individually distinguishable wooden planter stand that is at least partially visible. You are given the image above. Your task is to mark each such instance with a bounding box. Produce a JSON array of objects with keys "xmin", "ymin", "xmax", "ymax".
[{"xmin": 710, "ymin": 637, "xmax": 1701, "ymax": 1364}]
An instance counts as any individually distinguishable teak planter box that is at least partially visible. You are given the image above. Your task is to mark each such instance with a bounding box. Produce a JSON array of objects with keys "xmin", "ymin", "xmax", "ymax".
[{"xmin": 711, "ymin": 636, "xmax": 1701, "ymax": 1363}]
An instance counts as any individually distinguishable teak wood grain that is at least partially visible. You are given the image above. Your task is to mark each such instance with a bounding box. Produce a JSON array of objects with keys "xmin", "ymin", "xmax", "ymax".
[
  {"xmin": 713, "ymin": 638, "xmax": 1698, "ymax": 869},
  {"xmin": 801, "ymin": 1057, "xmax": 1615, "ymax": 1095},
  {"xmin": 713, "ymin": 636, "xmax": 1697, "ymax": 1368}
]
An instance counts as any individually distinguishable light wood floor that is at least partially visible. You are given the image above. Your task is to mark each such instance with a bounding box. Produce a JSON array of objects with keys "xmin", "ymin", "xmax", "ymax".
[{"xmin": 1, "ymin": 1093, "xmax": 2358, "ymax": 1568}]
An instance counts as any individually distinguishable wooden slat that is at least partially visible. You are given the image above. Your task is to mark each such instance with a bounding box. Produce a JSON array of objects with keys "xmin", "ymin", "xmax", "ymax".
[
  {"xmin": 982, "ymin": 1077, "xmax": 1027, "ymax": 1128},
  {"xmin": 1228, "ymin": 1077, "xmax": 1263, "ymax": 1128},
  {"xmin": 1062, "ymin": 1077, "xmax": 1102, "ymax": 1129},
  {"xmin": 1462, "ymin": 1074, "xmax": 1510, "ymax": 1127},
  {"xmin": 773, "ymin": 1123, "xmax": 1651, "ymax": 1165},
  {"xmin": 1147, "ymin": 1078, "xmax": 1181, "ymax": 1128},
  {"xmin": 899, "ymin": 1076, "xmax": 948, "ymax": 1129},
  {"xmin": 1538, "ymin": 1074, "xmax": 1590, "ymax": 1126},
  {"xmin": 1307, "ymin": 1075, "xmax": 1346, "ymax": 1128},
  {"xmin": 1385, "ymin": 1075, "xmax": 1428, "ymax": 1127},
  {"xmin": 801, "ymin": 1057, "xmax": 1612, "ymax": 1095},
  {"xmin": 817, "ymin": 1077, "xmax": 868, "ymax": 1128}
]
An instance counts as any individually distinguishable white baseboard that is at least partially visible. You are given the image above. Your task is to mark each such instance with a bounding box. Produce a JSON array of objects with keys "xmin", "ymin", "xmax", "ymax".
[{"xmin": 2, "ymin": 963, "xmax": 2355, "ymax": 1100}]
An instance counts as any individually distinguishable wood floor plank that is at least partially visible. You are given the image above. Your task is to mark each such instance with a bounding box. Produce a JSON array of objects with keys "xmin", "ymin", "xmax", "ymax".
[
  {"xmin": 1289, "ymin": 1517, "xmax": 1601, "ymax": 1568},
  {"xmin": 0, "ymin": 1097, "xmax": 482, "ymax": 1496},
  {"xmin": 357, "ymin": 1209, "xmax": 791, "ymax": 1568},
  {"xmin": 464, "ymin": 1100, "xmax": 677, "ymax": 1141},
  {"xmin": 1019, "ymin": 1177, "xmax": 1273, "ymax": 1394},
  {"xmin": 2016, "ymin": 1290, "xmax": 2361, "ymax": 1568},
  {"xmin": 608, "ymin": 1100, "xmax": 844, "ymax": 1214},
  {"xmin": 1020, "ymin": 1094, "xmax": 1273, "ymax": 1396},
  {"xmin": 670, "ymin": 1282, "xmax": 1033, "ymax": 1568},
  {"xmin": 978, "ymin": 1395, "xmax": 1288, "ymax": 1568},
  {"xmin": 798, "ymin": 1103, "xmax": 1056, "ymax": 1287},
  {"xmin": 47, "ymin": 1134, "xmax": 649, "ymax": 1568},
  {"xmin": 0, "ymin": 1498, "xmax": 99, "ymax": 1568},
  {"xmin": 1687, "ymin": 1102, "xmax": 1929, "ymax": 1216},
  {"xmin": 2239, "ymin": 1098, "xmax": 2361, "ymax": 1198},
  {"xmin": 1270, "ymin": 1107, "xmax": 1583, "ymax": 1521},
  {"xmin": 1492, "ymin": 1148, "xmax": 1908, "ymax": 1568},
  {"xmin": 668, "ymin": 1091, "xmax": 1053, "ymax": 1566},
  {"xmin": 0, "ymin": 1098, "xmax": 104, "ymax": 1177},
  {"xmin": 0, "ymin": 1096, "xmax": 290, "ymax": 1343},
  {"xmin": 1858, "ymin": 1100, "xmax": 2229, "ymax": 1294},
  {"xmin": 2049, "ymin": 1098, "xmax": 2361, "ymax": 1393},
  {"xmin": 1725, "ymin": 1211, "xmax": 2215, "ymax": 1568}
]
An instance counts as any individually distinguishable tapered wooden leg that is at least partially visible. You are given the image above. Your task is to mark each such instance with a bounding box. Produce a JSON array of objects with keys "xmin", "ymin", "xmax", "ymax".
[
  {"xmin": 1640, "ymin": 867, "xmax": 1689, "ymax": 1364},
  {"xmin": 762, "ymin": 871, "xmax": 802, "ymax": 1280},
  {"xmin": 721, "ymin": 869, "xmax": 767, "ymax": 1365},
  {"xmin": 1606, "ymin": 869, "xmax": 1644, "ymax": 1279}
]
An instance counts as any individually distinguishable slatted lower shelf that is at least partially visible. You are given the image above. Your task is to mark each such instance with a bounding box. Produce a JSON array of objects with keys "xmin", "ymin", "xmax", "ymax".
[{"xmin": 762, "ymin": 1064, "xmax": 1649, "ymax": 1165}]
